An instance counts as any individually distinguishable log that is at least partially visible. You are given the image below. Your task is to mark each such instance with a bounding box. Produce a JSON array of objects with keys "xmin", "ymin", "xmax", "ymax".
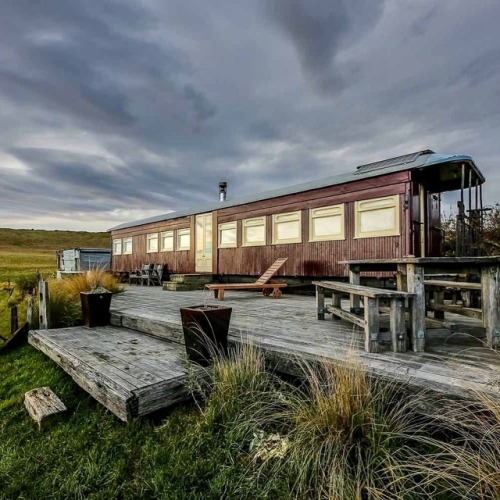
[
  {"xmin": 24, "ymin": 387, "xmax": 67, "ymax": 430},
  {"xmin": 0, "ymin": 322, "xmax": 29, "ymax": 353}
]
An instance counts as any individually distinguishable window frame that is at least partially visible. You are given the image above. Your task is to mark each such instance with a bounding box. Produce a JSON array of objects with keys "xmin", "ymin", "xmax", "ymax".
[
  {"xmin": 272, "ymin": 211, "xmax": 302, "ymax": 245},
  {"xmin": 112, "ymin": 238, "xmax": 122, "ymax": 255},
  {"xmin": 354, "ymin": 195, "xmax": 400, "ymax": 239},
  {"xmin": 242, "ymin": 217, "xmax": 266, "ymax": 247},
  {"xmin": 122, "ymin": 237, "xmax": 133, "ymax": 255},
  {"xmin": 218, "ymin": 221, "xmax": 237, "ymax": 249},
  {"xmin": 160, "ymin": 230, "xmax": 174, "ymax": 252},
  {"xmin": 309, "ymin": 204, "xmax": 345, "ymax": 242},
  {"xmin": 146, "ymin": 232, "xmax": 159, "ymax": 253},
  {"xmin": 177, "ymin": 228, "xmax": 191, "ymax": 251}
]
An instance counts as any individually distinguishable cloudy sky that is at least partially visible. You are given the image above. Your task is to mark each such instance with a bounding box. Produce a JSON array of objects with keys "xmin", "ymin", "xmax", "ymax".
[{"xmin": 1, "ymin": 0, "xmax": 499, "ymax": 231}]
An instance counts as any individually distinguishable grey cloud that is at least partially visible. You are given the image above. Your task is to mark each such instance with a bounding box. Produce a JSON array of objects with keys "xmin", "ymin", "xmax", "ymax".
[{"xmin": 266, "ymin": 0, "xmax": 385, "ymax": 93}]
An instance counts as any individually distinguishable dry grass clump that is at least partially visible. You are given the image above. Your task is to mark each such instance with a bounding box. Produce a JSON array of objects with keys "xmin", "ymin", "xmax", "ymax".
[
  {"xmin": 261, "ymin": 358, "xmax": 420, "ymax": 499},
  {"xmin": 403, "ymin": 388, "xmax": 500, "ymax": 499},
  {"xmin": 27, "ymin": 270, "xmax": 123, "ymax": 329},
  {"xmin": 62, "ymin": 269, "xmax": 123, "ymax": 298},
  {"xmin": 196, "ymin": 342, "xmax": 280, "ymax": 444}
]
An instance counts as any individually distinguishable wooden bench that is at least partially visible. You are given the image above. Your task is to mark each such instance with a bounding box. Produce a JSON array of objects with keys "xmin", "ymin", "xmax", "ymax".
[{"xmin": 313, "ymin": 281, "xmax": 413, "ymax": 353}]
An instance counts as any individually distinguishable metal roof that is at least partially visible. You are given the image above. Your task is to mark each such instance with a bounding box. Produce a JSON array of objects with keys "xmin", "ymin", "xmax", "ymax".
[{"xmin": 109, "ymin": 151, "xmax": 483, "ymax": 231}]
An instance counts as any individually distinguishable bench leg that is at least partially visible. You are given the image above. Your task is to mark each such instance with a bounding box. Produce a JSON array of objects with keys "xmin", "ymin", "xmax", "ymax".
[
  {"xmin": 390, "ymin": 297, "xmax": 406, "ymax": 353},
  {"xmin": 349, "ymin": 267, "xmax": 361, "ymax": 312},
  {"xmin": 433, "ymin": 290, "xmax": 445, "ymax": 319},
  {"xmin": 218, "ymin": 289, "xmax": 225, "ymax": 301},
  {"xmin": 332, "ymin": 292, "xmax": 341, "ymax": 321},
  {"xmin": 213, "ymin": 289, "xmax": 219, "ymax": 299},
  {"xmin": 364, "ymin": 297, "xmax": 379, "ymax": 353},
  {"xmin": 407, "ymin": 264, "xmax": 426, "ymax": 352},
  {"xmin": 316, "ymin": 286, "xmax": 325, "ymax": 320},
  {"xmin": 272, "ymin": 287, "xmax": 282, "ymax": 298}
]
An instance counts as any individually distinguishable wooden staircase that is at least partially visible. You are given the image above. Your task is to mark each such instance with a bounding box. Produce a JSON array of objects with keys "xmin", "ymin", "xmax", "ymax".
[{"xmin": 162, "ymin": 274, "xmax": 213, "ymax": 292}]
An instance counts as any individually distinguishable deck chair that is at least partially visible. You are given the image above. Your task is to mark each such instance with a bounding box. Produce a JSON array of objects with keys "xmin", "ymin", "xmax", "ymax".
[
  {"xmin": 205, "ymin": 258, "xmax": 288, "ymax": 301},
  {"xmin": 149, "ymin": 264, "xmax": 165, "ymax": 286},
  {"xmin": 140, "ymin": 264, "xmax": 155, "ymax": 286}
]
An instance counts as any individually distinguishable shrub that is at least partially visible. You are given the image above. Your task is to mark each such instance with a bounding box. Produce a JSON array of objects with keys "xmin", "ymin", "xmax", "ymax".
[{"xmin": 14, "ymin": 272, "xmax": 39, "ymax": 296}]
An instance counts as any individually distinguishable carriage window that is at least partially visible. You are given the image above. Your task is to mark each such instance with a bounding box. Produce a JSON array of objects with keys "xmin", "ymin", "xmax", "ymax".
[
  {"xmin": 147, "ymin": 233, "xmax": 159, "ymax": 253},
  {"xmin": 218, "ymin": 222, "xmax": 237, "ymax": 248},
  {"xmin": 112, "ymin": 239, "xmax": 122, "ymax": 255},
  {"xmin": 355, "ymin": 195, "xmax": 400, "ymax": 238},
  {"xmin": 177, "ymin": 228, "xmax": 191, "ymax": 250},
  {"xmin": 242, "ymin": 217, "xmax": 266, "ymax": 246},
  {"xmin": 123, "ymin": 237, "xmax": 133, "ymax": 255},
  {"xmin": 272, "ymin": 211, "xmax": 302, "ymax": 244},
  {"xmin": 309, "ymin": 204, "xmax": 344, "ymax": 242},
  {"xmin": 161, "ymin": 231, "xmax": 174, "ymax": 251}
]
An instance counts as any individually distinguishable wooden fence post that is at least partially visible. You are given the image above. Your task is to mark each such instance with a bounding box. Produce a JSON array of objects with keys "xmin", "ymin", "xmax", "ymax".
[
  {"xmin": 27, "ymin": 296, "xmax": 34, "ymax": 328},
  {"xmin": 39, "ymin": 280, "xmax": 50, "ymax": 330},
  {"xmin": 10, "ymin": 306, "xmax": 18, "ymax": 335}
]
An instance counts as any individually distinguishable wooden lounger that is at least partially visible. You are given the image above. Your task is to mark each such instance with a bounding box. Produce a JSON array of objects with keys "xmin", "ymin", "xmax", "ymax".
[{"xmin": 206, "ymin": 258, "xmax": 288, "ymax": 301}]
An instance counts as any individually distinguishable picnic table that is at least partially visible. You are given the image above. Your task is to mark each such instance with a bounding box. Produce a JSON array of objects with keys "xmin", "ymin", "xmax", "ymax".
[{"xmin": 339, "ymin": 256, "xmax": 500, "ymax": 351}]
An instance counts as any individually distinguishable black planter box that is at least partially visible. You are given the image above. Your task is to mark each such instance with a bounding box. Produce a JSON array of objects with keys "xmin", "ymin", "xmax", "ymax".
[
  {"xmin": 180, "ymin": 305, "xmax": 232, "ymax": 366},
  {"xmin": 80, "ymin": 292, "xmax": 112, "ymax": 328}
]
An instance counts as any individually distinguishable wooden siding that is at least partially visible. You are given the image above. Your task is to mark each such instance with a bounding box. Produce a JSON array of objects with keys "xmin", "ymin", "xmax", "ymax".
[
  {"xmin": 111, "ymin": 171, "xmax": 412, "ymax": 277},
  {"xmin": 111, "ymin": 216, "xmax": 193, "ymax": 273}
]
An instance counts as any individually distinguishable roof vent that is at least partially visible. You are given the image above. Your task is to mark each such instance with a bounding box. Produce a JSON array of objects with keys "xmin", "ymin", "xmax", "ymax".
[
  {"xmin": 219, "ymin": 181, "xmax": 227, "ymax": 202},
  {"xmin": 355, "ymin": 150, "xmax": 435, "ymax": 175}
]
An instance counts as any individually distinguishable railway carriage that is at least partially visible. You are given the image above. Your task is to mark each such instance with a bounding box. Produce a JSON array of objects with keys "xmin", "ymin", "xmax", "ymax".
[{"xmin": 109, "ymin": 150, "xmax": 485, "ymax": 279}]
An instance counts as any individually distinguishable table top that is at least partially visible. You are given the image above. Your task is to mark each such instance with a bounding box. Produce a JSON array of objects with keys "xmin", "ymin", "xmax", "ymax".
[{"xmin": 339, "ymin": 256, "xmax": 500, "ymax": 271}]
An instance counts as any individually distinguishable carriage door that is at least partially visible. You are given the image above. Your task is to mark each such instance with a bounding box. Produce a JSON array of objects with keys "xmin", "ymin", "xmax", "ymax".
[
  {"xmin": 426, "ymin": 192, "xmax": 442, "ymax": 256},
  {"xmin": 195, "ymin": 213, "xmax": 213, "ymax": 273}
]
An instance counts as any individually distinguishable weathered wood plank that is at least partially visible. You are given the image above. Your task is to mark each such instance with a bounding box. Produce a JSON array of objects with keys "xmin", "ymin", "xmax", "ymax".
[
  {"xmin": 313, "ymin": 281, "xmax": 412, "ymax": 299},
  {"xmin": 428, "ymin": 303, "xmax": 482, "ymax": 320},
  {"xmin": 482, "ymin": 265, "xmax": 500, "ymax": 349},
  {"xmin": 325, "ymin": 305, "xmax": 365, "ymax": 328},
  {"xmin": 424, "ymin": 280, "xmax": 482, "ymax": 290},
  {"xmin": 407, "ymin": 264, "xmax": 425, "ymax": 352},
  {"xmin": 390, "ymin": 297, "xmax": 406, "ymax": 352},
  {"xmin": 24, "ymin": 387, "xmax": 66, "ymax": 430}
]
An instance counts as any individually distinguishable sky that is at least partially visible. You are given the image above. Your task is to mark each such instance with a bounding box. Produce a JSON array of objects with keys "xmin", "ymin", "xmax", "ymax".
[{"xmin": 1, "ymin": 0, "xmax": 499, "ymax": 231}]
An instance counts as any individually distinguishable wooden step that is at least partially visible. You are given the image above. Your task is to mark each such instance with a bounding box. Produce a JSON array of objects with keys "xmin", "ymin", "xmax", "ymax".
[
  {"xmin": 163, "ymin": 281, "xmax": 208, "ymax": 291},
  {"xmin": 29, "ymin": 326, "xmax": 191, "ymax": 422},
  {"xmin": 169, "ymin": 274, "xmax": 213, "ymax": 284}
]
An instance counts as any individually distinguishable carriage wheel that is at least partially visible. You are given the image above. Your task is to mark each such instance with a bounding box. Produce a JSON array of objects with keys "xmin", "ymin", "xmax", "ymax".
[{"xmin": 262, "ymin": 288, "xmax": 272, "ymax": 296}]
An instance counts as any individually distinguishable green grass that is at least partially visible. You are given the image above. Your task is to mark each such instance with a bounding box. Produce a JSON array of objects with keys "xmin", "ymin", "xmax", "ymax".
[
  {"xmin": 0, "ymin": 345, "xmax": 289, "ymax": 499},
  {"xmin": 0, "ymin": 227, "xmax": 110, "ymax": 283},
  {"xmin": 1, "ymin": 341, "xmax": 499, "ymax": 498}
]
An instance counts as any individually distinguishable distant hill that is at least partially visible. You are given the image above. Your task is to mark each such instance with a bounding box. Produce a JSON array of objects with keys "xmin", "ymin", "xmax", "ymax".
[
  {"xmin": 0, "ymin": 228, "xmax": 110, "ymax": 282},
  {"xmin": 0, "ymin": 228, "xmax": 110, "ymax": 251}
]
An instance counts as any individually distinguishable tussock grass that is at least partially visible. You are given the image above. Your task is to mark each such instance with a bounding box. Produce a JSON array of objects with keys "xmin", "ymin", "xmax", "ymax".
[{"xmin": 61, "ymin": 268, "xmax": 124, "ymax": 298}]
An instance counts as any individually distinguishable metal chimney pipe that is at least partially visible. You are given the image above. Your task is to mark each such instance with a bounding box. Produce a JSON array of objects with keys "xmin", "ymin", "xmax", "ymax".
[{"xmin": 219, "ymin": 181, "xmax": 227, "ymax": 202}]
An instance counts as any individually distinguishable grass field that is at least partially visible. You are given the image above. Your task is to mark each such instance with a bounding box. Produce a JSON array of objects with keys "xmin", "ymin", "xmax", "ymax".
[{"xmin": 0, "ymin": 228, "xmax": 110, "ymax": 283}]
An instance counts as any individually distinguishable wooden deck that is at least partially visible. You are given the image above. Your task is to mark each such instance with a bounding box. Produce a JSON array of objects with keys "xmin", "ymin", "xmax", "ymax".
[
  {"xmin": 29, "ymin": 286, "xmax": 500, "ymax": 421},
  {"xmin": 29, "ymin": 325, "xmax": 189, "ymax": 421}
]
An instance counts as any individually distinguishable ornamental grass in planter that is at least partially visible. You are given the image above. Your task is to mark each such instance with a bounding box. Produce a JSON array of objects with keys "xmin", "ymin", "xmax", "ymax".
[{"xmin": 179, "ymin": 304, "xmax": 232, "ymax": 366}]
